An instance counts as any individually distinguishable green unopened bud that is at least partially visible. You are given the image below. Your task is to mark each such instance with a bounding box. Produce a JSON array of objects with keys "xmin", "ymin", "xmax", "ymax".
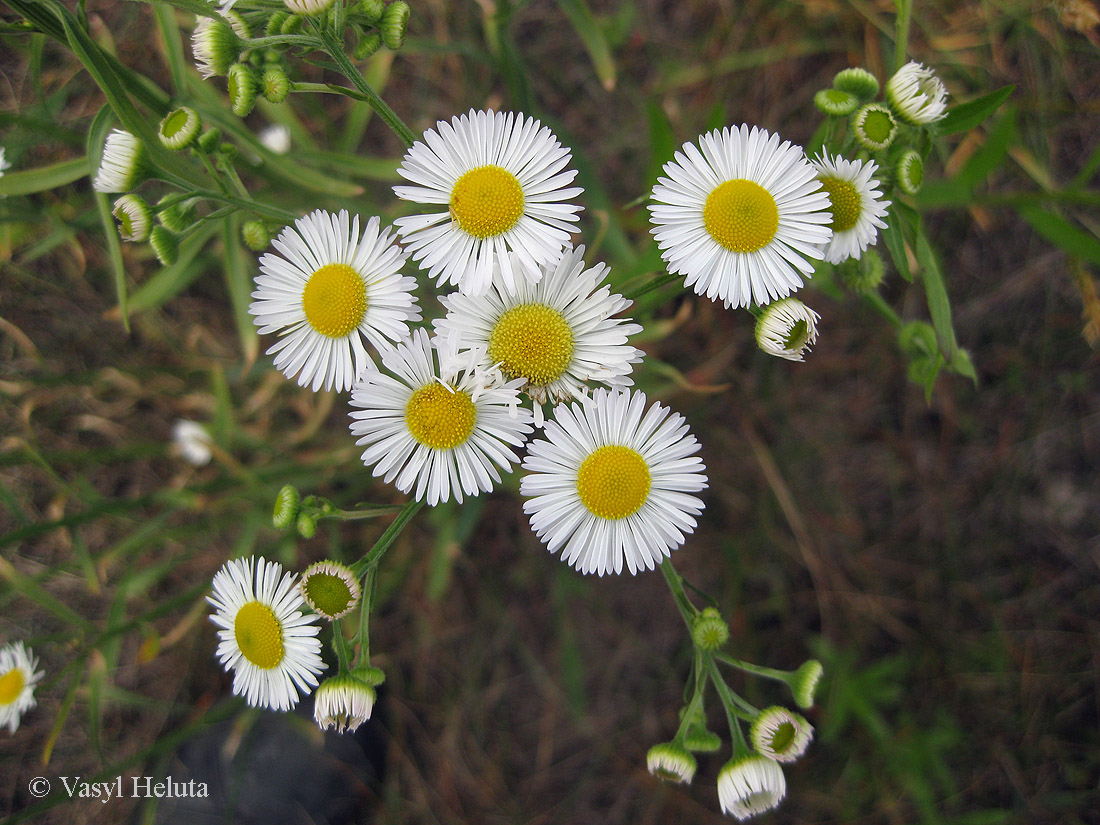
[
  {"xmin": 266, "ymin": 11, "xmax": 290, "ymax": 35},
  {"xmin": 814, "ymin": 87, "xmax": 859, "ymax": 117},
  {"xmin": 158, "ymin": 107, "xmax": 202, "ymax": 150},
  {"xmin": 219, "ymin": 142, "xmax": 239, "ymax": 158},
  {"xmin": 227, "ymin": 63, "xmax": 259, "ymax": 117},
  {"xmin": 112, "ymin": 194, "xmax": 152, "ymax": 242},
  {"xmin": 261, "ymin": 65, "xmax": 291, "ymax": 103},
  {"xmin": 156, "ymin": 197, "xmax": 197, "ymax": 233},
  {"xmin": 351, "ymin": 664, "xmax": 386, "ymax": 686},
  {"xmin": 852, "ymin": 103, "xmax": 898, "ymax": 152},
  {"xmin": 297, "ymin": 511, "xmax": 317, "ymax": 538},
  {"xmin": 273, "ymin": 484, "xmax": 301, "ymax": 529},
  {"xmin": 149, "ymin": 226, "xmax": 179, "ymax": 266},
  {"xmin": 833, "ymin": 66, "xmax": 879, "ymax": 101},
  {"xmin": 684, "ymin": 727, "xmax": 722, "ymax": 753},
  {"xmin": 191, "ymin": 13, "xmax": 246, "ymax": 79},
  {"xmin": 240, "ymin": 219, "xmax": 271, "ymax": 251},
  {"xmin": 197, "ymin": 127, "xmax": 222, "ymax": 154},
  {"xmin": 358, "ymin": 0, "xmax": 385, "ymax": 23},
  {"xmin": 838, "ymin": 248, "xmax": 885, "ymax": 294},
  {"xmin": 380, "ymin": 0, "xmax": 410, "ymax": 49},
  {"xmin": 790, "ymin": 659, "xmax": 824, "ymax": 709},
  {"xmin": 691, "ymin": 607, "xmax": 729, "ymax": 651},
  {"xmin": 354, "ymin": 30, "xmax": 383, "ymax": 59},
  {"xmin": 280, "ymin": 14, "xmax": 304, "ymax": 34},
  {"xmin": 896, "ymin": 149, "xmax": 924, "ymax": 195}
]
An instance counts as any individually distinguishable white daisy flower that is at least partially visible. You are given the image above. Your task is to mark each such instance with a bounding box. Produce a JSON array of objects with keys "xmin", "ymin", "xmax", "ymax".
[
  {"xmin": 749, "ymin": 706, "xmax": 814, "ymax": 763},
  {"xmin": 250, "ymin": 209, "xmax": 421, "ymax": 393},
  {"xmin": 313, "ymin": 674, "xmax": 375, "ymax": 734},
  {"xmin": 349, "ymin": 328, "xmax": 534, "ymax": 506},
  {"xmin": 717, "ymin": 755, "xmax": 787, "ymax": 820},
  {"xmin": 433, "ymin": 245, "xmax": 643, "ymax": 420},
  {"xmin": 649, "ymin": 124, "xmax": 832, "ymax": 309},
  {"xmin": 812, "ymin": 151, "xmax": 889, "ymax": 264},
  {"xmin": 520, "ymin": 388, "xmax": 708, "ymax": 576},
  {"xmin": 172, "ymin": 419, "xmax": 214, "ymax": 465},
  {"xmin": 393, "ymin": 109, "xmax": 583, "ymax": 297},
  {"xmin": 755, "ymin": 298, "xmax": 821, "ymax": 362},
  {"xmin": 886, "ymin": 61, "xmax": 949, "ymax": 125},
  {"xmin": 0, "ymin": 642, "xmax": 44, "ymax": 734},
  {"xmin": 259, "ymin": 124, "xmax": 291, "ymax": 155},
  {"xmin": 191, "ymin": 10, "xmax": 248, "ymax": 79},
  {"xmin": 0, "ymin": 147, "xmax": 11, "ymax": 176},
  {"xmin": 92, "ymin": 129, "xmax": 150, "ymax": 193},
  {"xmin": 208, "ymin": 556, "xmax": 326, "ymax": 711}
]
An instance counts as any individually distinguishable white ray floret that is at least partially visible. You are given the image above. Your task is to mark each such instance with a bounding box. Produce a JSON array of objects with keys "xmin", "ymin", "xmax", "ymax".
[
  {"xmin": 349, "ymin": 328, "xmax": 534, "ymax": 506},
  {"xmin": 755, "ymin": 298, "xmax": 821, "ymax": 362},
  {"xmin": 0, "ymin": 642, "xmax": 44, "ymax": 734},
  {"xmin": 208, "ymin": 556, "xmax": 326, "ymax": 711},
  {"xmin": 812, "ymin": 151, "xmax": 890, "ymax": 264},
  {"xmin": 521, "ymin": 388, "xmax": 708, "ymax": 575},
  {"xmin": 886, "ymin": 61, "xmax": 949, "ymax": 125},
  {"xmin": 649, "ymin": 124, "xmax": 832, "ymax": 309},
  {"xmin": 434, "ymin": 245, "xmax": 643, "ymax": 420},
  {"xmin": 250, "ymin": 209, "xmax": 421, "ymax": 393},
  {"xmin": 393, "ymin": 109, "xmax": 583, "ymax": 297}
]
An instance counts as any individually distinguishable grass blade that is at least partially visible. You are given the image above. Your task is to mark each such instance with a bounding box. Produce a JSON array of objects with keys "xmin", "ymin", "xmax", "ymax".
[{"xmin": 554, "ymin": 0, "xmax": 616, "ymax": 90}]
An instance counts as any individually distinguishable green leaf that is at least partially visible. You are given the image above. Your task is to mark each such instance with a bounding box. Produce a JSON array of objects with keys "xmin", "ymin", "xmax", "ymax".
[
  {"xmin": 554, "ymin": 0, "xmax": 617, "ymax": 90},
  {"xmin": 934, "ymin": 85, "xmax": 1014, "ymax": 136},
  {"xmin": 95, "ymin": 191, "xmax": 131, "ymax": 333},
  {"xmin": 949, "ymin": 347, "xmax": 978, "ymax": 384},
  {"xmin": 955, "ymin": 108, "xmax": 1017, "ymax": 190},
  {"xmin": 1017, "ymin": 205, "xmax": 1100, "ymax": 267},
  {"xmin": 914, "ymin": 227, "xmax": 958, "ymax": 363},
  {"xmin": 0, "ymin": 156, "xmax": 90, "ymax": 196},
  {"xmin": 125, "ymin": 223, "xmax": 219, "ymax": 313},
  {"xmin": 645, "ymin": 100, "xmax": 675, "ymax": 188},
  {"xmin": 152, "ymin": 2, "xmax": 187, "ymax": 96}
]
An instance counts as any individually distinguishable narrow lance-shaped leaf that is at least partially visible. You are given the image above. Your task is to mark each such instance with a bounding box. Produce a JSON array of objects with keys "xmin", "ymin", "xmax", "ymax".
[{"xmin": 934, "ymin": 85, "xmax": 1014, "ymax": 136}]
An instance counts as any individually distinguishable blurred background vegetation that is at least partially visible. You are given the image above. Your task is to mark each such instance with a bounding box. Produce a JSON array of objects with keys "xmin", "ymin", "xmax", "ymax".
[{"xmin": 1, "ymin": 0, "xmax": 1099, "ymax": 823}]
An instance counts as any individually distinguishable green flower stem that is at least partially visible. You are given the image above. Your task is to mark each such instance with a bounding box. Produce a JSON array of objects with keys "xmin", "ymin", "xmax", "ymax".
[
  {"xmin": 626, "ymin": 270, "xmax": 683, "ymax": 301},
  {"xmin": 714, "ymin": 650, "xmax": 791, "ymax": 683},
  {"xmin": 660, "ymin": 557, "xmax": 698, "ymax": 632},
  {"xmin": 192, "ymin": 188, "xmax": 298, "ymax": 223},
  {"xmin": 242, "ymin": 34, "xmax": 321, "ymax": 51},
  {"xmin": 863, "ymin": 291, "xmax": 902, "ymax": 328},
  {"xmin": 317, "ymin": 27, "xmax": 417, "ymax": 147},
  {"xmin": 333, "ymin": 619, "xmax": 352, "ymax": 673},
  {"xmin": 706, "ymin": 654, "xmax": 752, "ymax": 756},
  {"xmin": 217, "ymin": 157, "xmax": 251, "ymax": 200},
  {"xmin": 673, "ymin": 650, "xmax": 709, "ymax": 741},
  {"xmin": 894, "ymin": 0, "xmax": 912, "ymax": 71},
  {"xmin": 329, "ymin": 504, "xmax": 407, "ymax": 521},
  {"xmin": 349, "ymin": 498, "xmax": 425, "ymax": 578},
  {"xmin": 356, "ymin": 565, "xmax": 377, "ymax": 664}
]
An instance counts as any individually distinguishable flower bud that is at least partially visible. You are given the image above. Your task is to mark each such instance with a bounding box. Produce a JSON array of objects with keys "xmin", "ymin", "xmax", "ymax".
[
  {"xmin": 833, "ymin": 66, "xmax": 879, "ymax": 101},
  {"xmin": 228, "ymin": 63, "xmax": 259, "ymax": 117},
  {"xmin": 266, "ymin": 11, "xmax": 290, "ymax": 35},
  {"xmin": 380, "ymin": 0, "xmax": 410, "ymax": 50},
  {"xmin": 300, "ymin": 560, "xmax": 361, "ymax": 620},
  {"xmin": 691, "ymin": 607, "xmax": 729, "ymax": 651},
  {"xmin": 112, "ymin": 194, "xmax": 152, "ymax": 243},
  {"xmin": 896, "ymin": 149, "xmax": 924, "ymax": 195},
  {"xmin": 261, "ymin": 65, "xmax": 291, "ymax": 104},
  {"xmin": 197, "ymin": 127, "xmax": 222, "ymax": 154},
  {"xmin": 358, "ymin": 0, "xmax": 385, "ymax": 23},
  {"xmin": 149, "ymin": 226, "xmax": 179, "ymax": 266},
  {"xmin": 750, "ymin": 706, "xmax": 814, "ymax": 763},
  {"xmin": 837, "ymin": 248, "xmax": 885, "ymax": 294},
  {"xmin": 158, "ymin": 107, "xmax": 202, "ymax": 150},
  {"xmin": 813, "ymin": 88, "xmax": 859, "ymax": 117},
  {"xmin": 241, "ymin": 219, "xmax": 272, "ymax": 251},
  {"xmin": 272, "ymin": 484, "xmax": 301, "ymax": 529},
  {"xmin": 156, "ymin": 197, "xmax": 197, "ymax": 233},
  {"xmin": 852, "ymin": 103, "xmax": 899, "ymax": 152},
  {"xmin": 790, "ymin": 659, "xmax": 824, "ymax": 709},
  {"xmin": 297, "ymin": 511, "xmax": 317, "ymax": 539},
  {"xmin": 646, "ymin": 742, "xmax": 697, "ymax": 785},
  {"xmin": 354, "ymin": 30, "xmax": 383, "ymax": 59}
]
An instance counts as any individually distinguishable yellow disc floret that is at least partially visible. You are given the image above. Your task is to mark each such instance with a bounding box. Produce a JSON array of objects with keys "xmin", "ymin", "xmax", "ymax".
[
  {"xmin": 575, "ymin": 445, "xmax": 651, "ymax": 520},
  {"xmin": 703, "ymin": 179, "xmax": 780, "ymax": 253},
  {"xmin": 816, "ymin": 176, "xmax": 861, "ymax": 232},
  {"xmin": 302, "ymin": 263, "xmax": 367, "ymax": 338},
  {"xmin": 0, "ymin": 668, "xmax": 24, "ymax": 705},
  {"xmin": 404, "ymin": 383, "xmax": 476, "ymax": 450},
  {"xmin": 449, "ymin": 165, "xmax": 525, "ymax": 239},
  {"xmin": 234, "ymin": 601, "xmax": 284, "ymax": 670},
  {"xmin": 488, "ymin": 303, "xmax": 575, "ymax": 386}
]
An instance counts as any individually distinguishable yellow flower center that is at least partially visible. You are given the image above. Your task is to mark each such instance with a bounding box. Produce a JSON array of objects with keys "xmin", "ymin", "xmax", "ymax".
[
  {"xmin": 703, "ymin": 179, "xmax": 780, "ymax": 253},
  {"xmin": 234, "ymin": 601, "xmax": 284, "ymax": 670},
  {"xmin": 302, "ymin": 263, "xmax": 367, "ymax": 339},
  {"xmin": 303, "ymin": 572, "xmax": 355, "ymax": 618},
  {"xmin": 404, "ymin": 383, "xmax": 476, "ymax": 450},
  {"xmin": 488, "ymin": 303, "xmax": 575, "ymax": 386},
  {"xmin": 575, "ymin": 445, "xmax": 651, "ymax": 520},
  {"xmin": 817, "ymin": 176, "xmax": 861, "ymax": 232},
  {"xmin": 0, "ymin": 668, "xmax": 25, "ymax": 705},
  {"xmin": 449, "ymin": 165, "xmax": 525, "ymax": 239}
]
